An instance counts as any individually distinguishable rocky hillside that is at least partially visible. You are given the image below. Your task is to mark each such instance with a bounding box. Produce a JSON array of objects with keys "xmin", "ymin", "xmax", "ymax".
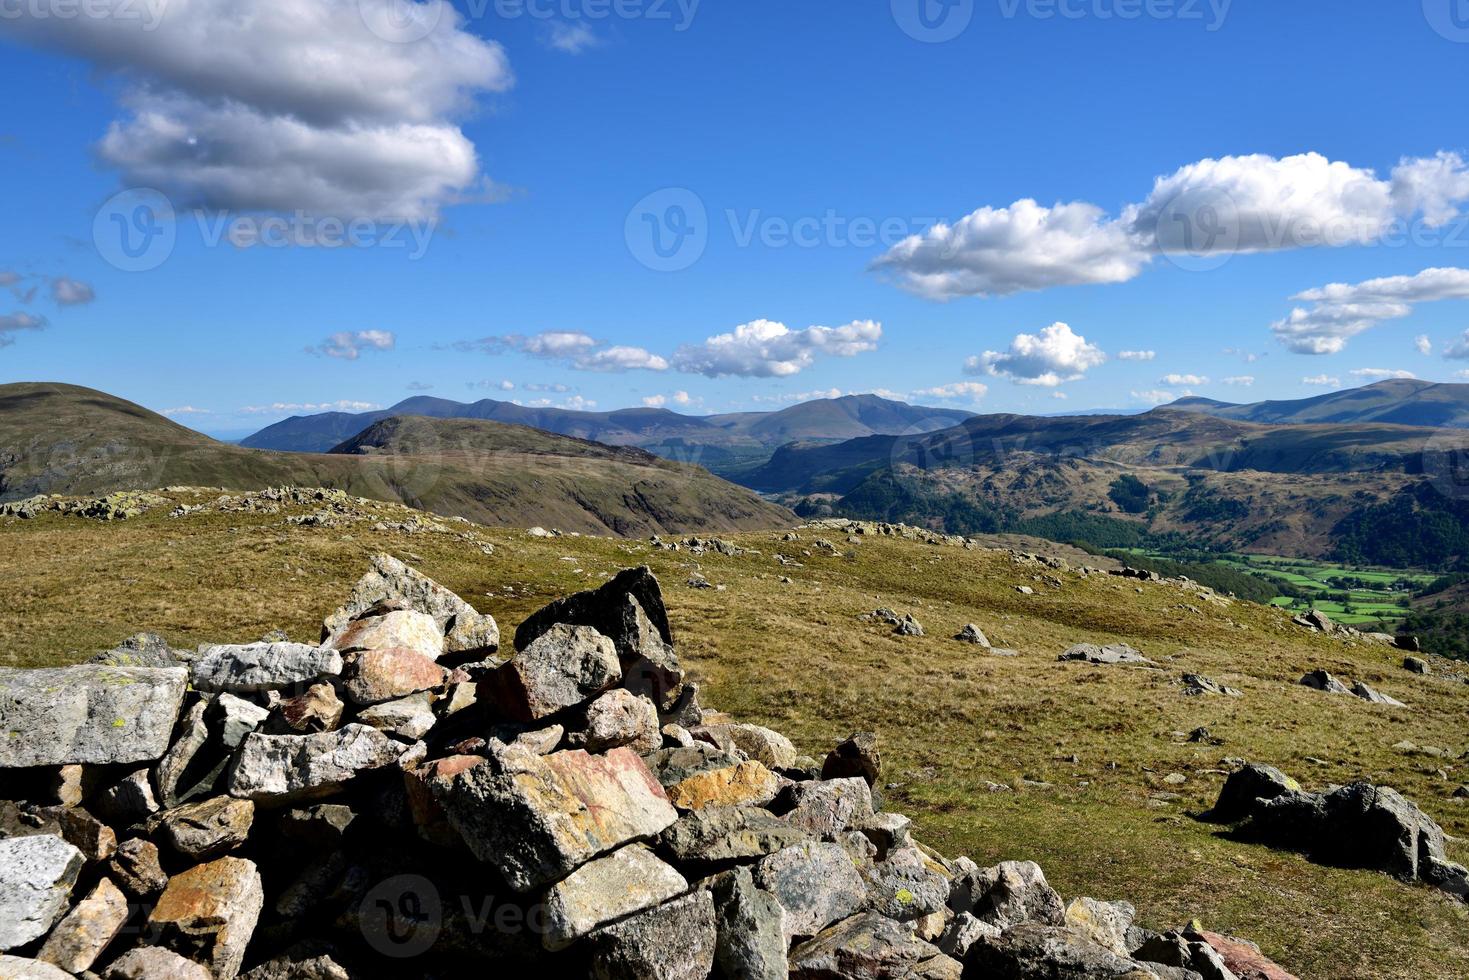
[
  {"xmin": 2, "ymin": 494, "xmax": 1467, "ymax": 977},
  {"xmin": 1170, "ymin": 379, "xmax": 1469, "ymax": 429},
  {"xmin": 0, "ymin": 559, "xmax": 1349, "ymax": 979},
  {"xmin": 0, "ymin": 384, "xmax": 791, "ymax": 535}
]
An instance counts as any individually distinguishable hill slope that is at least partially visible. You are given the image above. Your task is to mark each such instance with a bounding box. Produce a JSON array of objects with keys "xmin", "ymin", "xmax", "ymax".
[
  {"xmin": 239, "ymin": 392, "xmax": 975, "ymax": 459},
  {"xmin": 2, "ymin": 498, "xmax": 1464, "ymax": 978},
  {"xmin": 0, "ymin": 382, "xmax": 790, "ymax": 534},
  {"xmin": 1170, "ymin": 379, "xmax": 1469, "ymax": 428}
]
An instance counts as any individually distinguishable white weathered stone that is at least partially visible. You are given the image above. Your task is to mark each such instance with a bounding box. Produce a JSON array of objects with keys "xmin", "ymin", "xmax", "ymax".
[
  {"xmin": 227, "ymin": 725, "xmax": 405, "ymax": 804},
  {"xmin": 192, "ymin": 643, "xmax": 342, "ymax": 694},
  {"xmin": 0, "ymin": 665, "xmax": 187, "ymax": 766},
  {"xmin": 543, "ymin": 845, "xmax": 688, "ymax": 951},
  {"xmin": 0, "ymin": 835, "xmax": 85, "ymax": 951}
]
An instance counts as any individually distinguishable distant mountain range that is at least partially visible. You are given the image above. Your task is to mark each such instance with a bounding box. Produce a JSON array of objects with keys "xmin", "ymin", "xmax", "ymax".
[
  {"xmin": 0, "ymin": 383, "xmax": 790, "ymax": 535},
  {"xmin": 1168, "ymin": 379, "xmax": 1469, "ymax": 428},
  {"xmin": 239, "ymin": 393, "xmax": 977, "ymax": 473}
]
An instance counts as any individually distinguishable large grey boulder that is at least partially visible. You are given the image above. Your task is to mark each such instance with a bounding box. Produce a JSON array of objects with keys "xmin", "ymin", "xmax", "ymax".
[
  {"xmin": 1350, "ymin": 681, "xmax": 1404, "ymax": 707},
  {"xmin": 754, "ymin": 841, "xmax": 867, "ymax": 942},
  {"xmin": 788, "ymin": 912, "xmax": 945, "ymax": 979},
  {"xmin": 227, "ymin": 725, "xmax": 405, "ymax": 804},
  {"xmin": 483, "ymin": 624, "xmax": 621, "ymax": 722},
  {"xmin": 1298, "ymin": 670, "xmax": 1350, "ymax": 694},
  {"xmin": 0, "ymin": 665, "xmax": 187, "ymax": 766},
  {"xmin": 0, "ymin": 835, "xmax": 84, "ymax": 951},
  {"xmin": 436, "ymin": 744, "xmax": 677, "ymax": 891},
  {"xmin": 967, "ymin": 860, "xmax": 1065, "ymax": 930},
  {"xmin": 321, "ymin": 553, "xmax": 499, "ymax": 655},
  {"xmin": 542, "ymin": 844, "xmax": 687, "ymax": 951},
  {"xmin": 710, "ymin": 866, "xmax": 787, "ymax": 980},
  {"xmin": 783, "ymin": 777, "xmax": 875, "ymax": 837},
  {"xmin": 1058, "ymin": 643, "xmax": 1152, "ymax": 666},
  {"xmin": 1206, "ymin": 763, "xmax": 1300, "ymax": 823},
  {"xmin": 966, "ymin": 923, "xmax": 1157, "ymax": 978},
  {"xmin": 192, "ymin": 643, "xmax": 342, "ymax": 694},
  {"xmin": 589, "ymin": 889, "xmax": 717, "ymax": 980}
]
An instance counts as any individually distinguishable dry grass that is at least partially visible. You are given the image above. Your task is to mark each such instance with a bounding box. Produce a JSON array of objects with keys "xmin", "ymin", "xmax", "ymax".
[{"xmin": 3, "ymin": 490, "xmax": 1467, "ymax": 978}]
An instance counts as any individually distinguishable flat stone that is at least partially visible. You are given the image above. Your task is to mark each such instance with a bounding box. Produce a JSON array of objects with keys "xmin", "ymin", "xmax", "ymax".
[
  {"xmin": 784, "ymin": 777, "xmax": 875, "ymax": 837},
  {"xmin": 667, "ymin": 761, "xmax": 781, "ymax": 811},
  {"xmin": 710, "ymin": 866, "xmax": 787, "ymax": 980},
  {"xmin": 1182, "ymin": 673, "xmax": 1242, "ymax": 697},
  {"xmin": 227, "ymin": 725, "xmax": 405, "ymax": 804},
  {"xmin": 354, "ymin": 692, "xmax": 438, "ymax": 740},
  {"xmin": 483, "ymin": 624, "xmax": 621, "ymax": 722},
  {"xmin": 321, "ymin": 553, "xmax": 499, "ymax": 656},
  {"xmin": 103, "ymin": 946, "xmax": 213, "ymax": 979},
  {"xmin": 155, "ymin": 797, "xmax": 255, "ymax": 861},
  {"xmin": 661, "ymin": 806, "xmax": 812, "ymax": 864},
  {"xmin": 582, "ymin": 689, "xmax": 661, "ymax": 754},
  {"xmin": 36, "ymin": 876, "xmax": 129, "ymax": 973},
  {"xmin": 543, "ymin": 845, "xmax": 688, "ymax": 951},
  {"xmin": 339, "ymin": 647, "xmax": 448, "ymax": 706},
  {"xmin": 192, "ymin": 644, "xmax": 342, "ymax": 694},
  {"xmin": 589, "ymin": 889, "xmax": 716, "ymax": 980},
  {"xmin": 788, "ymin": 911, "xmax": 942, "ymax": 979},
  {"xmin": 0, "ymin": 665, "xmax": 188, "ymax": 766},
  {"xmin": 147, "ymin": 856, "xmax": 263, "ymax": 979},
  {"xmin": 754, "ymin": 841, "xmax": 866, "ymax": 942},
  {"xmin": 328, "ymin": 609, "xmax": 444, "ymax": 661},
  {"xmin": 436, "ymin": 744, "xmax": 677, "ymax": 891},
  {"xmin": 0, "ymin": 835, "xmax": 84, "ymax": 951}
]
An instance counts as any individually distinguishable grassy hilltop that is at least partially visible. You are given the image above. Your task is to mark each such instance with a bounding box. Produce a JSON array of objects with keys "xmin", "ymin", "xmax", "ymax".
[{"xmin": 3, "ymin": 489, "xmax": 1467, "ymax": 978}]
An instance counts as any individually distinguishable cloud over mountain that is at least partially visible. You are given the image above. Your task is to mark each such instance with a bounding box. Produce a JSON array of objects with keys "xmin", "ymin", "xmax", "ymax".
[
  {"xmin": 966, "ymin": 322, "xmax": 1105, "ymax": 387},
  {"xmin": 672, "ymin": 319, "xmax": 882, "ymax": 378}
]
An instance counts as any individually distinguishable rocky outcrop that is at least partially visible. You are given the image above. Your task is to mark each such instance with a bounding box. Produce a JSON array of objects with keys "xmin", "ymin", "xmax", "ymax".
[
  {"xmin": 0, "ymin": 560, "xmax": 1298, "ymax": 978},
  {"xmin": 1058, "ymin": 643, "xmax": 1153, "ymax": 666}
]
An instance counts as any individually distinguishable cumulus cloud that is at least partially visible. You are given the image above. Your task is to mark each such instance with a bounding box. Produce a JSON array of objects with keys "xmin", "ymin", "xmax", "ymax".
[
  {"xmin": 1159, "ymin": 373, "xmax": 1208, "ymax": 386},
  {"xmin": 463, "ymin": 332, "xmax": 665, "ymax": 373},
  {"xmin": 574, "ymin": 346, "xmax": 670, "ymax": 372},
  {"xmin": 1222, "ymin": 375, "xmax": 1255, "ymax": 386},
  {"xmin": 524, "ymin": 382, "xmax": 573, "ymax": 393},
  {"xmin": 546, "ymin": 21, "xmax": 599, "ymax": 53},
  {"xmin": 1302, "ymin": 374, "xmax": 1341, "ymax": 387},
  {"xmin": 49, "ymin": 277, "xmax": 95, "ymax": 306},
  {"xmin": 643, "ymin": 391, "xmax": 696, "ymax": 408},
  {"xmin": 750, "ymin": 388, "xmax": 845, "ymax": 404},
  {"xmin": 162, "ymin": 405, "xmax": 210, "ymax": 416},
  {"xmin": 966, "ymin": 322, "xmax": 1105, "ymax": 387},
  {"xmin": 242, "ymin": 400, "xmax": 382, "ymax": 414},
  {"xmin": 672, "ymin": 319, "xmax": 881, "ymax": 378},
  {"xmin": 1222, "ymin": 348, "xmax": 1262, "ymax": 362},
  {"xmin": 0, "ymin": 311, "xmax": 46, "ymax": 347},
  {"xmin": 1117, "ymin": 350, "xmax": 1156, "ymax": 361},
  {"xmin": 873, "ymin": 152, "xmax": 1469, "ymax": 299},
  {"xmin": 1416, "ymin": 334, "xmax": 1433, "ymax": 355},
  {"xmin": 1132, "ymin": 389, "xmax": 1185, "ymax": 405},
  {"xmin": 307, "ymin": 329, "xmax": 396, "ymax": 360},
  {"xmin": 911, "ymin": 381, "xmax": 989, "ymax": 403},
  {"xmin": 1, "ymin": 0, "xmax": 511, "ymax": 220},
  {"xmin": 1270, "ymin": 267, "xmax": 1469, "ymax": 354},
  {"xmin": 1349, "ymin": 368, "xmax": 1417, "ymax": 380},
  {"xmin": 562, "ymin": 395, "xmax": 597, "ymax": 411}
]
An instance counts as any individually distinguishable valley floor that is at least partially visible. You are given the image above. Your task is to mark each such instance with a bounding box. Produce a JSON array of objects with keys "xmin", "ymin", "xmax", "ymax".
[{"xmin": 3, "ymin": 489, "xmax": 1467, "ymax": 979}]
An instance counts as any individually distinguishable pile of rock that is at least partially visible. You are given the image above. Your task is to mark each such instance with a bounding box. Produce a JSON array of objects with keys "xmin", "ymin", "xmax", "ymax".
[
  {"xmin": 1298, "ymin": 669, "xmax": 1405, "ymax": 706},
  {"xmin": 2, "ymin": 559, "xmax": 1297, "ymax": 979},
  {"xmin": 1205, "ymin": 764, "xmax": 1468, "ymax": 902},
  {"xmin": 0, "ymin": 491, "xmax": 169, "ymax": 521}
]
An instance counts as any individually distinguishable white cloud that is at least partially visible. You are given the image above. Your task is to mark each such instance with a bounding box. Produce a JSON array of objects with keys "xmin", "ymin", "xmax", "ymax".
[
  {"xmin": 1131, "ymin": 389, "xmax": 1185, "ymax": 405},
  {"xmin": 1222, "ymin": 375, "xmax": 1255, "ymax": 386},
  {"xmin": 1349, "ymin": 368, "xmax": 1417, "ymax": 380},
  {"xmin": 1222, "ymin": 347, "xmax": 1262, "ymax": 362},
  {"xmin": 1052, "ymin": 391, "xmax": 1068, "ymax": 400},
  {"xmin": 465, "ymin": 332, "xmax": 665, "ymax": 373},
  {"xmin": 242, "ymin": 400, "xmax": 382, "ymax": 414},
  {"xmin": 1159, "ymin": 373, "xmax": 1208, "ymax": 385},
  {"xmin": 0, "ymin": 311, "xmax": 46, "ymax": 347},
  {"xmin": 573, "ymin": 345, "xmax": 669, "ymax": 372},
  {"xmin": 563, "ymin": 395, "xmax": 597, "ymax": 411},
  {"xmin": 1271, "ymin": 267, "xmax": 1469, "ymax": 354},
  {"xmin": 673, "ymin": 319, "xmax": 881, "ymax": 378},
  {"xmin": 1117, "ymin": 350, "xmax": 1155, "ymax": 361},
  {"xmin": 2, "ymin": 0, "xmax": 511, "ymax": 220},
  {"xmin": 750, "ymin": 388, "xmax": 845, "ymax": 404},
  {"xmin": 1443, "ymin": 331, "xmax": 1469, "ymax": 359},
  {"xmin": 50, "ymin": 277, "xmax": 95, "ymax": 306},
  {"xmin": 1416, "ymin": 334, "xmax": 1432, "ymax": 355},
  {"xmin": 547, "ymin": 21, "xmax": 599, "ymax": 53},
  {"xmin": 966, "ymin": 322, "xmax": 1105, "ymax": 387},
  {"xmin": 911, "ymin": 381, "xmax": 989, "ymax": 403},
  {"xmin": 873, "ymin": 152, "xmax": 1469, "ymax": 300},
  {"xmin": 643, "ymin": 390, "xmax": 697, "ymax": 408},
  {"xmin": 499, "ymin": 380, "xmax": 516, "ymax": 391},
  {"xmin": 1301, "ymin": 374, "xmax": 1341, "ymax": 387},
  {"xmin": 523, "ymin": 382, "xmax": 572, "ymax": 393},
  {"xmin": 406, "ymin": 381, "xmax": 434, "ymax": 391},
  {"xmin": 307, "ymin": 329, "xmax": 396, "ymax": 360},
  {"xmin": 162, "ymin": 405, "xmax": 210, "ymax": 416},
  {"xmin": 642, "ymin": 395, "xmax": 666, "ymax": 407}
]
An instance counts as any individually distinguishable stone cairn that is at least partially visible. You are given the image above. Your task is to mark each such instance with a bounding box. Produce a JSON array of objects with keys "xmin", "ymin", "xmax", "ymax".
[{"xmin": 0, "ymin": 555, "xmax": 1299, "ymax": 979}]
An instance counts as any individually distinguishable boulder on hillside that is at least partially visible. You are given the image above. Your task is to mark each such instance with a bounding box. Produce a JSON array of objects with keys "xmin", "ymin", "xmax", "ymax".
[
  {"xmin": 1350, "ymin": 681, "xmax": 1404, "ymax": 707},
  {"xmin": 0, "ymin": 665, "xmax": 188, "ymax": 767},
  {"xmin": 1058, "ymin": 643, "xmax": 1152, "ymax": 666},
  {"xmin": 322, "ymin": 553, "xmax": 499, "ymax": 655},
  {"xmin": 954, "ymin": 624, "xmax": 990, "ymax": 646},
  {"xmin": 1298, "ymin": 669, "xmax": 1350, "ymax": 694},
  {"xmin": 1204, "ymin": 763, "xmax": 1299, "ymax": 823}
]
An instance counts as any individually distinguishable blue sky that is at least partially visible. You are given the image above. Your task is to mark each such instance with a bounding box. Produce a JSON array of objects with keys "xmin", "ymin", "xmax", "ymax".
[{"xmin": 3, "ymin": 1, "xmax": 1469, "ymax": 437}]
